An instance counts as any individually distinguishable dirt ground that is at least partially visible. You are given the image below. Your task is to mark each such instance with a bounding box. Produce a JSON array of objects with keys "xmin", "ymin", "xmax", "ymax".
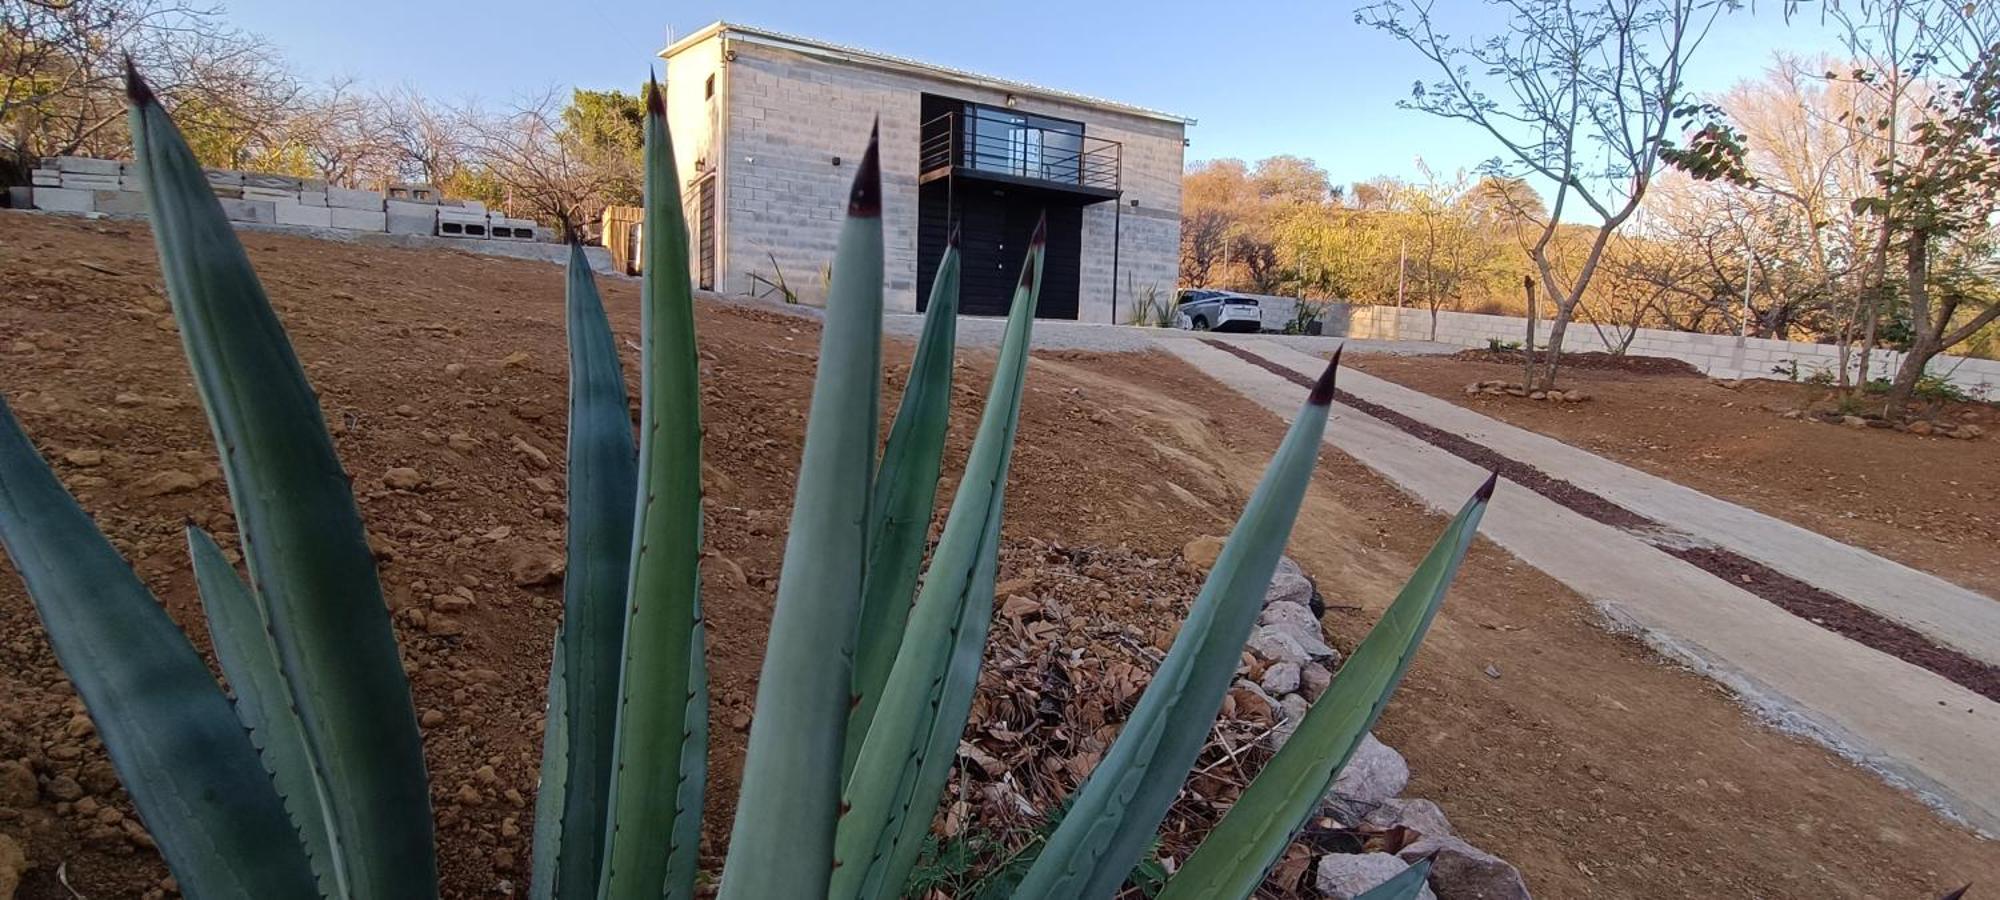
[
  {"xmin": 0, "ymin": 211, "xmax": 1994, "ymax": 898},
  {"xmin": 1352, "ymin": 353, "xmax": 2000, "ymax": 600}
]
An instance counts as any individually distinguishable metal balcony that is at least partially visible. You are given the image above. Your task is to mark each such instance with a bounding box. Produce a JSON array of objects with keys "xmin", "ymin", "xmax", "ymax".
[{"xmin": 919, "ymin": 109, "xmax": 1121, "ymax": 200}]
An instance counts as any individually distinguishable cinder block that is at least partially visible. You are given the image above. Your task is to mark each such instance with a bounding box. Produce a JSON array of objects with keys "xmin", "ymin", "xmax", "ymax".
[
  {"xmin": 386, "ymin": 209, "xmax": 436, "ymax": 235},
  {"xmin": 204, "ymin": 169, "xmax": 244, "ymax": 187},
  {"xmin": 436, "ymin": 208, "xmax": 489, "ymax": 238},
  {"xmin": 6, "ymin": 186, "xmax": 33, "ymax": 209},
  {"xmin": 243, "ymin": 173, "xmax": 301, "ymax": 191},
  {"xmin": 327, "ymin": 207, "xmax": 386, "ymax": 231},
  {"xmin": 326, "ymin": 186, "xmax": 382, "ymax": 210},
  {"xmin": 30, "ymin": 170, "xmax": 60, "ymax": 187},
  {"xmin": 55, "ymin": 156, "xmax": 120, "ymax": 176},
  {"xmin": 382, "ymin": 183, "xmax": 439, "ymax": 203},
  {"xmin": 218, "ymin": 198, "xmax": 277, "ymax": 224},
  {"xmin": 296, "ymin": 190, "xmax": 329, "ymax": 207},
  {"xmin": 92, "ymin": 190, "xmax": 148, "ymax": 215},
  {"xmin": 241, "ymin": 186, "xmax": 299, "ymax": 203},
  {"xmin": 275, "ymin": 202, "xmax": 333, "ymax": 228},
  {"xmin": 60, "ymin": 173, "xmax": 119, "ymax": 190},
  {"xmin": 385, "ymin": 199, "xmax": 439, "ymax": 217},
  {"xmin": 32, "ymin": 187, "xmax": 95, "ymax": 213}
]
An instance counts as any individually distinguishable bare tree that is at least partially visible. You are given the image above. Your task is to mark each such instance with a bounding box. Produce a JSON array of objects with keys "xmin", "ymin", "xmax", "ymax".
[
  {"xmin": 377, "ymin": 87, "xmax": 468, "ymax": 186},
  {"xmin": 461, "ymin": 88, "xmax": 642, "ymax": 239},
  {"xmin": 1360, "ymin": 0, "xmax": 1734, "ymax": 389}
]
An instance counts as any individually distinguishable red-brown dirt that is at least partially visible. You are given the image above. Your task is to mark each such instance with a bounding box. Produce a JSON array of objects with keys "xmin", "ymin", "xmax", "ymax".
[
  {"xmin": 1349, "ymin": 353, "xmax": 2000, "ymax": 599},
  {"xmin": 1, "ymin": 212, "xmax": 1995, "ymax": 899}
]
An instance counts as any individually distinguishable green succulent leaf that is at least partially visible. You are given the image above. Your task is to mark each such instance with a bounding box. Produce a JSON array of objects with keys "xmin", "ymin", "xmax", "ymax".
[
  {"xmin": 1160, "ymin": 476, "xmax": 1491, "ymax": 899},
  {"xmin": 529, "ymin": 243, "xmax": 639, "ymax": 900},
  {"xmin": 126, "ymin": 68, "xmax": 434, "ymax": 897},
  {"xmin": 718, "ymin": 125, "xmax": 885, "ymax": 900},
  {"xmin": 831, "ymin": 225, "xmax": 1044, "ymax": 900},
  {"xmin": 599, "ymin": 80, "xmax": 707, "ymax": 900},
  {"xmin": 844, "ymin": 236, "xmax": 962, "ymax": 779},
  {"xmin": 1353, "ymin": 857, "xmax": 1436, "ymax": 900},
  {"xmin": 1015, "ymin": 352, "xmax": 1346, "ymax": 900},
  {"xmin": 187, "ymin": 525, "xmax": 343, "ymax": 897},
  {"xmin": 530, "ymin": 625, "xmax": 570, "ymax": 900},
  {"xmin": 0, "ymin": 396, "xmax": 318, "ymax": 899}
]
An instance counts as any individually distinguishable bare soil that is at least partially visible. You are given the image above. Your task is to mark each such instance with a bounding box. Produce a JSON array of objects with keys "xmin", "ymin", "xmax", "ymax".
[
  {"xmin": 1351, "ymin": 353, "xmax": 2000, "ymax": 600},
  {"xmin": 1, "ymin": 212, "xmax": 1995, "ymax": 899}
]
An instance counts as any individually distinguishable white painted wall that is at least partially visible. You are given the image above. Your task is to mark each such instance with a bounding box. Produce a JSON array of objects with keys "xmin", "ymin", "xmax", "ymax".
[
  {"xmin": 1327, "ymin": 305, "xmax": 2000, "ymax": 398},
  {"xmin": 675, "ymin": 34, "xmax": 1184, "ymax": 318}
]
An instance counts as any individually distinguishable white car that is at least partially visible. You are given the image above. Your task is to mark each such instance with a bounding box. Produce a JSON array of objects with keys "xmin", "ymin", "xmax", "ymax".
[{"xmin": 1174, "ymin": 289, "xmax": 1262, "ymax": 333}]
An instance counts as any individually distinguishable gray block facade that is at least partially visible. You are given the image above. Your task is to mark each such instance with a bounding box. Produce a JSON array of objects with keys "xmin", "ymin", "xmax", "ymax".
[{"xmin": 662, "ymin": 23, "xmax": 1187, "ymax": 321}]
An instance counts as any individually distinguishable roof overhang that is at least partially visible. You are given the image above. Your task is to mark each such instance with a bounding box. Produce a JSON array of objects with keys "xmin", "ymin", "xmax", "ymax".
[{"xmin": 661, "ymin": 21, "xmax": 1196, "ymax": 127}]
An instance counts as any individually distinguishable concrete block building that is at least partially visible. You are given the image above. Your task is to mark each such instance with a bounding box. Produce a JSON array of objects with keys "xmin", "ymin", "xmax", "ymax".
[{"xmin": 660, "ymin": 23, "xmax": 1190, "ymax": 320}]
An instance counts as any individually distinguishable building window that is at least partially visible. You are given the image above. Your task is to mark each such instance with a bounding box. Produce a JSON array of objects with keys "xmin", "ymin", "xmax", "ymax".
[
  {"xmin": 961, "ymin": 103, "xmax": 1083, "ymax": 185},
  {"xmin": 704, "ymin": 74, "xmax": 715, "ymax": 99}
]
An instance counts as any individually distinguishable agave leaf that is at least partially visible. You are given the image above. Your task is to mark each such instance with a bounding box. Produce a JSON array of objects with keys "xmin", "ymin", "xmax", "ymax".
[
  {"xmin": 0, "ymin": 397, "xmax": 317, "ymax": 898},
  {"xmin": 831, "ymin": 223, "xmax": 1045, "ymax": 900},
  {"xmin": 187, "ymin": 526, "xmax": 342, "ymax": 897},
  {"xmin": 1015, "ymin": 352, "xmax": 1346, "ymax": 900},
  {"xmin": 843, "ymin": 234, "xmax": 963, "ymax": 778},
  {"xmin": 1159, "ymin": 477, "xmax": 1492, "ymax": 900},
  {"xmin": 718, "ymin": 125, "xmax": 885, "ymax": 900},
  {"xmin": 599, "ymin": 80, "xmax": 707, "ymax": 900},
  {"xmin": 530, "ymin": 625, "xmax": 569, "ymax": 900},
  {"xmin": 528, "ymin": 242, "xmax": 638, "ymax": 900},
  {"xmin": 126, "ymin": 67, "xmax": 434, "ymax": 896},
  {"xmin": 1353, "ymin": 857, "xmax": 1435, "ymax": 900}
]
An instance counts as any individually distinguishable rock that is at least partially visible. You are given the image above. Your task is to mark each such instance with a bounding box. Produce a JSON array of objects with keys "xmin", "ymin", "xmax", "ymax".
[
  {"xmin": 1270, "ymin": 693, "xmax": 1312, "ymax": 749},
  {"xmin": 453, "ymin": 783, "xmax": 484, "ymax": 807},
  {"xmin": 1908, "ymin": 420, "xmax": 1934, "ymax": 436},
  {"xmin": 1265, "ymin": 556, "xmax": 1316, "ymax": 609},
  {"xmin": 1841, "ymin": 415, "xmax": 1869, "ymax": 428},
  {"xmin": 1564, "ymin": 389, "xmax": 1589, "ymax": 402},
  {"xmin": 1780, "ymin": 408, "xmax": 1803, "ymax": 419},
  {"xmin": 1258, "ymin": 602, "xmax": 1338, "ymax": 660},
  {"xmin": 134, "ymin": 469, "xmax": 200, "ymax": 496},
  {"xmin": 0, "ymin": 832, "xmax": 25, "ymax": 900},
  {"xmin": 1463, "ymin": 383, "xmax": 1481, "ymax": 396},
  {"xmin": 1527, "ymin": 391, "xmax": 1546, "ymax": 401},
  {"xmin": 500, "ymin": 350, "xmax": 533, "ymax": 368},
  {"xmin": 63, "ymin": 449, "xmax": 104, "ymax": 467},
  {"xmin": 443, "ymin": 362, "xmax": 467, "ymax": 377},
  {"xmin": 1260, "ymin": 661, "xmax": 1301, "ymax": 695},
  {"xmin": 46, "ymin": 774, "xmax": 83, "ymax": 801},
  {"xmin": 1300, "ymin": 661, "xmax": 1334, "ymax": 700},
  {"xmin": 1363, "ymin": 798, "xmax": 1455, "ymax": 839},
  {"xmin": 511, "ymin": 435, "xmax": 551, "ymax": 469},
  {"xmin": 1397, "ymin": 836, "xmax": 1531, "ymax": 900},
  {"xmin": 1183, "ymin": 535, "xmax": 1225, "ymax": 570},
  {"xmin": 1330, "ymin": 734, "xmax": 1409, "ymax": 806},
  {"xmin": 114, "ymin": 392, "xmax": 146, "ymax": 407},
  {"xmin": 1316, "ymin": 852, "xmax": 1436, "ymax": 900},
  {"xmin": 0, "ymin": 761, "xmax": 36, "ymax": 808},
  {"xmin": 420, "ymin": 709, "xmax": 446, "ymax": 728},
  {"xmin": 1953, "ymin": 423, "xmax": 1984, "ymax": 440},
  {"xmin": 446, "ymin": 432, "xmax": 480, "ymax": 452},
  {"xmin": 1245, "ymin": 625, "xmax": 1310, "ymax": 667},
  {"xmin": 508, "ymin": 548, "xmax": 565, "ymax": 587},
  {"xmin": 382, "ymin": 467, "xmax": 424, "ymax": 490}
]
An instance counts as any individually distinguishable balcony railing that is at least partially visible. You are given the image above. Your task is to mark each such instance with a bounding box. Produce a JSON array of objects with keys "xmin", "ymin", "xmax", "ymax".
[{"xmin": 920, "ymin": 110, "xmax": 1121, "ymax": 195}]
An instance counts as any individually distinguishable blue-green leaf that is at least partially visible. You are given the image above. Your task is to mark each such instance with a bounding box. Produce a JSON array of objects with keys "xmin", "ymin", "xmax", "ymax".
[
  {"xmin": 831, "ymin": 224, "xmax": 1043, "ymax": 900},
  {"xmin": 0, "ymin": 396, "xmax": 317, "ymax": 899},
  {"xmin": 530, "ymin": 625, "xmax": 570, "ymax": 900},
  {"xmin": 1015, "ymin": 352, "xmax": 1347, "ymax": 900},
  {"xmin": 1355, "ymin": 857, "xmax": 1435, "ymax": 900},
  {"xmin": 1160, "ymin": 477, "xmax": 1491, "ymax": 899},
  {"xmin": 718, "ymin": 125, "xmax": 885, "ymax": 900},
  {"xmin": 599, "ymin": 80, "xmax": 706, "ymax": 900},
  {"xmin": 126, "ymin": 67, "xmax": 433, "ymax": 897}
]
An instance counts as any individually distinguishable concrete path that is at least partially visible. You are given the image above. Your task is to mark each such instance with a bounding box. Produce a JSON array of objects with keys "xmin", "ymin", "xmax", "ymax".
[{"xmin": 1155, "ymin": 336, "xmax": 2000, "ymax": 835}]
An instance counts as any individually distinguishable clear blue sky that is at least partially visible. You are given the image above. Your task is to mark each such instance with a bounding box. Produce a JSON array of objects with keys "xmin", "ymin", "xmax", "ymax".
[{"xmin": 226, "ymin": 0, "xmax": 1842, "ymax": 189}]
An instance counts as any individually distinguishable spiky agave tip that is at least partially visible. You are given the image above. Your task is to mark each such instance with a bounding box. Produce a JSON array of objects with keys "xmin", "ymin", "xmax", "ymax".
[
  {"xmin": 1030, "ymin": 212, "xmax": 1048, "ymax": 247},
  {"xmin": 1474, "ymin": 470, "xmax": 1499, "ymax": 502},
  {"xmin": 123, "ymin": 57, "xmax": 156, "ymax": 107},
  {"xmin": 848, "ymin": 118, "xmax": 882, "ymax": 217},
  {"xmin": 645, "ymin": 72, "xmax": 665, "ymax": 117},
  {"xmin": 1308, "ymin": 345, "xmax": 1342, "ymax": 406},
  {"xmin": 947, "ymin": 222, "xmax": 961, "ymax": 247}
]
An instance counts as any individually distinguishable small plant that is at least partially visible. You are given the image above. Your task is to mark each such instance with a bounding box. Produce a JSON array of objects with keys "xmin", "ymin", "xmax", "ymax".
[
  {"xmin": 1283, "ymin": 299, "xmax": 1330, "ymax": 335},
  {"xmin": 1487, "ymin": 337, "xmax": 1523, "ymax": 352},
  {"xmin": 1771, "ymin": 360, "xmax": 1798, "ymax": 381},
  {"xmin": 0, "ymin": 67, "xmax": 1490, "ymax": 900},
  {"xmin": 1124, "ymin": 278, "xmax": 1177, "ymax": 328},
  {"xmin": 1802, "ymin": 369, "xmax": 1837, "ymax": 388}
]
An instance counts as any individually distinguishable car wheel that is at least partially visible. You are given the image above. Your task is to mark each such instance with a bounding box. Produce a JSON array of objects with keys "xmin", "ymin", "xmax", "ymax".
[{"xmin": 1192, "ymin": 316, "xmax": 1210, "ymax": 331}]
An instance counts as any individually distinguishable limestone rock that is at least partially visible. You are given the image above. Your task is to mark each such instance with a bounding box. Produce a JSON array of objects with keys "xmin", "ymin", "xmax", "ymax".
[
  {"xmin": 1397, "ymin": 836, "xmax": 1531, "ymax": 900},
  {"xmin": 1330, "ymin": 734, "xmax": 1409, "ymax": 806},
  {"xmin": 1270, "ymin": 692, "xmax": 1312, "ymax": 750},
  {"xmin": 1258, "ymin": 601, "xmax": 1337, "ymax": 660},
  {"xmin": 500, "ymin": 350, "xmax": 533, "ymax": 368},
  {"xmin": 509, "ymin": 548, "xmax": 565, "ymax": 587},
  {"xmin": 1266, "ymin": 556, "xmax": 1317, "ymax": 609},
  {"xmin": 1183, "ymin": 535, "xmax": 1225, "ymax": 570},
  {"xmin": 63, "ymin": 449, "xmax": 104, "ymax": 467},
  {"xmin": 1300, "ymin": 661, "xmax": 1334, "ymax": 700},
  {"xmin": 1316, "ymin": 852, "xmax": 1435, "ymax": 900},
  {"xmin": 1363, "ymin": 797, "xmax": 1455, "ymax": 840},
  {"xmin": 134, "ymin": 469, "xmax": 200, "ymax": 497},
  {"xmin": 383, "ymin": 467, "xmax": 423, "ymax": 490},
  {"xmin": 1260, "ymin": 661, "xmax": 1301, "ymax": 696},
  {"xmin": 1245, "ymin": 625, "xmax": 1310, "ymax": 667}
]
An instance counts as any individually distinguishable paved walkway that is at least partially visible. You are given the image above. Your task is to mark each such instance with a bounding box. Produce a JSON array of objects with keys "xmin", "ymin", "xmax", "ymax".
[{"xmin": 1156, "ymin": 335, "xmax": 2000, "ymax": 835}]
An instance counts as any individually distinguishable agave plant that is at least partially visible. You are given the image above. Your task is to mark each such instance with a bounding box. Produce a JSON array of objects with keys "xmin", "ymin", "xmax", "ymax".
[{"xmin": 0, "ymin": 65, "xmax": 1493, "ymax": 900}]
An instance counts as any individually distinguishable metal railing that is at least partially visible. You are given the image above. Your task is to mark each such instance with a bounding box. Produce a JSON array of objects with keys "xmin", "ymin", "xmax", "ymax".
[{"xmin": 920, "ymin": 110, "xmax": 1121, "ymax": 193}]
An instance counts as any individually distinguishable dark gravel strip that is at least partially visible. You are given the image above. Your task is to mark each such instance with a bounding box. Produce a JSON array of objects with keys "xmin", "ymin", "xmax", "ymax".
[{"xmin": 1202, "ymin": 338, "xmax": 2000, "ymax": 703}]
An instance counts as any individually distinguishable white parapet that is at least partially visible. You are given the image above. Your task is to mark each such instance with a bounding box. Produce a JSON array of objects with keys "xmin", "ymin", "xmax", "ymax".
[
  {"xmin": 32, "ymin": 187, "xmax": 95, "ymax": 213},
  {"xmin": 275, "ymin": 202, "xmax": 334, "ymax": 228},
  {"xmin": 327, "ymin": 206, "xmax": 387, "ymax": 231},
  {"xmin": 326, "ymin": 186, "xmax": 383, "ymax": 210}
]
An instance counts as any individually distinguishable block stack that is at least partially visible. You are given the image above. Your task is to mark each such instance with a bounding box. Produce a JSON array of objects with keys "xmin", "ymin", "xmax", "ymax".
[{"xmin": 22, "ymin": 156, "xmax": 542, "ymax": 242}]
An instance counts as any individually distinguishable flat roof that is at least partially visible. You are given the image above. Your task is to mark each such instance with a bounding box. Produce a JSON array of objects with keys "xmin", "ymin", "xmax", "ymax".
[{"xmin": 661, "ymin": 22, "xmax": 1195, "ymax": 126}]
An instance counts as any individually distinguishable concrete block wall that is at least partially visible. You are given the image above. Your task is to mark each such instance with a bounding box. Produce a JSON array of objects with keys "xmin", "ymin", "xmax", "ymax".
[
  {"xmin": 688, "ymin": 35, "xmax": 1184, "ymax": 318},
  {"xmin": 1329, "ymin": 304, "xmax": 2000, "ymax": 397}
]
